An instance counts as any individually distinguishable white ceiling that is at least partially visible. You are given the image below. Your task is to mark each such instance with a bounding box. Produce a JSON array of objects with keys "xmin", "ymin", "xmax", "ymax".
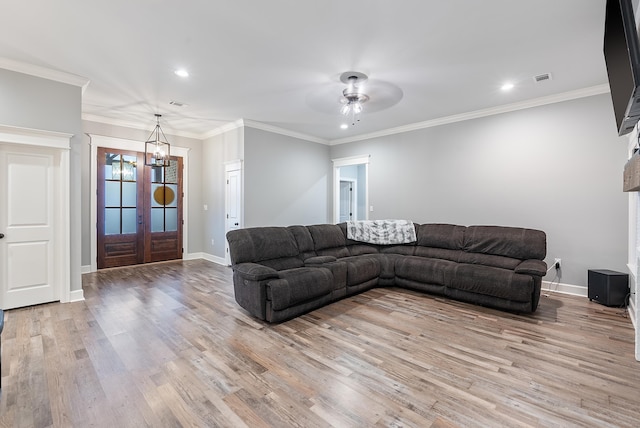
[{"xmin": 0, "ymin": 0, "xmax": 609, "ymax": 142}]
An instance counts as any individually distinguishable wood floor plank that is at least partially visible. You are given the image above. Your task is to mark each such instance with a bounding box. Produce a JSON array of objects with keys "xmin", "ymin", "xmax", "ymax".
[{"xmin": 1, "ymin": 259, "xmax": 639, "ymax": 427}]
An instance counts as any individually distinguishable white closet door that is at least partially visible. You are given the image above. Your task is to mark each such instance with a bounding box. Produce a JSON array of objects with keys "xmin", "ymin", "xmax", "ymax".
[{"xmin": 0, "ymin": 144, "xmax": 59, "ymax": 309}]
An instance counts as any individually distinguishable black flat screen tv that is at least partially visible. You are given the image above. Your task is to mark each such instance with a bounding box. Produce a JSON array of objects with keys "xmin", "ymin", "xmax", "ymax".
[{"xmin": 604, "ymin": 0, "xmax": 640, "ymax": 136}]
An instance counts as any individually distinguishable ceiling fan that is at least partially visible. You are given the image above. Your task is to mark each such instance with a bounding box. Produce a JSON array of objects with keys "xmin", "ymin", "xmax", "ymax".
[{"xmin": 306, "ymin": 71, "xmax": 404, "ymax": 125}]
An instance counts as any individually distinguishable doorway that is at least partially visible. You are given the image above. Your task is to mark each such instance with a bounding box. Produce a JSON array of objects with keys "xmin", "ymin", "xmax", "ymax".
[
  {"xmin": 333, "ymin": 155, "xmax": 369, "ymax": 223},
  {"xmin": 225, "ymin": 161, "xmax": 243, "ymax": 265},
  {"xmin": 339, "ymin": 179, "xmax": 357, "ymax": 222},
  {"xmin": 0, "ymin": 126, "xmax": 71, "ymax": 310},
  {"xmin": 97, "ymin": 148, "xmax": 183, "ymax": 268},
  {"xmin": 89, "ymin": 135, "xmax": 190, "ymax": 272}
]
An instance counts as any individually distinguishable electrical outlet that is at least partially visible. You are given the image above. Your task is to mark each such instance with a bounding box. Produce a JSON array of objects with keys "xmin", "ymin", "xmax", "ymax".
[
  {"xmin": 554, "ymin": 258, "xmax": 561, "ymax": 269},
  {"xmin": 211, "ymin": 239, "xmax": 215, "ymax": 246}
]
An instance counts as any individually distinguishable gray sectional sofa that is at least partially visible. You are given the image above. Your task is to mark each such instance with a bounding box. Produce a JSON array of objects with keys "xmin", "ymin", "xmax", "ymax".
[{"xmin": 226, "ymin": 223, "xmax": 547, "ymax": 323}]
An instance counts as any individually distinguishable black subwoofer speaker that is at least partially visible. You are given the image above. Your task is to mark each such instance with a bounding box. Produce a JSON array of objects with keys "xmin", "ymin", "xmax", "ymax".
[{"xmin": 587, "ymin": 269, "xmax": 629, "ymax": 307}]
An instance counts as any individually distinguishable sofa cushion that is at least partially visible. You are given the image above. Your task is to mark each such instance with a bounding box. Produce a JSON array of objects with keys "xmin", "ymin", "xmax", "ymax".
[
  {"xmin": 287, "ymin": 225, "xmax": 317, "ymax": 260},
  {"xmin": 342, "ymin": 255, "xmax": 381, "ymax": 287},
  {"xmin": 348, "ymin": 244, "xmax": 379, "ymax": 256},
  {"xmin": 446, "ymin": 264, "xmax": 533, "ymax": 302},
  {"xmin": 260, "ymin": 257, "xmax": 305, "ymax": 271},
  {"xmin": 457, "ymin": 252, "xmax": 521, "ymax": 270},
  {"xmin": 416, "ymin": 224, "xmax": 465, "ymax": 250},
  {"xmin": 308, "ymin": 224, "xmax": 350, "ymax": 258},
  {"xmin": 227, "ymin": 227, "xmax": 299, "ymax": 265},
  {"xmin": 379, "ymin": 245, "xmax": 415, "ymax": 256},
  {"xmin": 414, "ymin": 246, "xmax": 460, "ymax": 263},
  {"xmin": 464, "ymin": 226, "xmax": 546, "ymax": 260},
  {"xmin": 395, "ymin": 256, "xmax": 457, "ymax": 286},
  {"xmin": 267, "ymin": 267, "xmax": 334, "ymax": 311}
]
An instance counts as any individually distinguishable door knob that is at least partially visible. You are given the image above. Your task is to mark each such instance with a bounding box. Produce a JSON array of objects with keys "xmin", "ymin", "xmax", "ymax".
[{"xmin": 0, "ymin": 233, "xmax": 4, "ymax": 239}]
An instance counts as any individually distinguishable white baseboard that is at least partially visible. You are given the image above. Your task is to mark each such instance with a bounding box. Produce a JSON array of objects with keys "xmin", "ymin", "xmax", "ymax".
[
  {"xmin": 184, "ymin": 252, "xmax": 228, "ymax": 266},
  {"xmin": 629, "ymin": 297, "xmax": 637, "ymax": 330},
  {"xmin": 541, "ymin": 280, "xmax": 587, "ymax": 297},
  {"xmin": 69, "ymin": 289, "xmax": 84, "ymax": 302},
  {"xmin": 200, "ymin": 252, "xmax": 228, "ymax": 266},
  {"xmin": 81, "ymin": 254, "xmax": 229, "ymax": 274}
]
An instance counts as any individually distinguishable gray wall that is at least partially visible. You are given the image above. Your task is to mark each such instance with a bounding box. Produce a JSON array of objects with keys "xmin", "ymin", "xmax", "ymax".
[
  {"xmin": 0, "ymin": 68, "xmax": 83, "ymax": 292},
  {"xmin": 331, "ymin": 94, "xmax": 628, "ymax": 288},
  {"xmin": 244, "ymin": 127, "xmax": 331, "ymax": 227},
  {"xmin": 202, "ymin": 126, "xmax": 244, "ymax": 258},
  {"xmin": 82, "ymin": 120, "xmax": 204, "ymax": 263}
]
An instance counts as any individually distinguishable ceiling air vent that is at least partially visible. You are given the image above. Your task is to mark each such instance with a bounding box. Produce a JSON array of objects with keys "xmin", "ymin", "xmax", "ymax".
[{"xmin": 533, "ymin": 73, "xmax": 552, "ymax": 83}]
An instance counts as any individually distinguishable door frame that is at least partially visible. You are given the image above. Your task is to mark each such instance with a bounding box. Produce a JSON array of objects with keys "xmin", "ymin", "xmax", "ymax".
[
  {"xmin": 0, "ymin": 124, "xmax": 72, "ymax": 305},
  {"xmin": 89, "ymin": 134, "xmax": 190, "ymax": 273},
  {"xmin": 333, "ymin": 154, "xmax": 369, "ymax": 223}
]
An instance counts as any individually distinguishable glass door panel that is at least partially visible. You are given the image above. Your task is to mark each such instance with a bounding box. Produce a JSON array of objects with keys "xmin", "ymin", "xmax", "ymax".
[
  {"xmin": 97, "ymin": 149, "xmax": 144, "ymax": 268},
  {"xmin": 144, "ymin": 157, "xmax": 183, "ymax": 263},
  {"xmin": 98, "ymin": 149, "xmax": 182, "ymax": 268}
]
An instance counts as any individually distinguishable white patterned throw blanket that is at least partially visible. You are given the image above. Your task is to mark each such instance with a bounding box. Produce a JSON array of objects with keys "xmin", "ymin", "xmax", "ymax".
[{"xmin": 346, "ymin": 219, "xmax": 417, "ymax": 245}]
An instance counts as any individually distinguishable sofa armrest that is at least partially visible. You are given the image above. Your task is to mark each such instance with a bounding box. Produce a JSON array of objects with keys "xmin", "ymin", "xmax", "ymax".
[
  {"xmin": 515, "ymin": 259, "xmax": 547, "ymax": 276},
  {"xmin": 304, "ymin": 255, "xmax": 338, "ymax": 265},
  {"xmin": 233, "ymin": 263, "xmax": 279, "ymax": 281}
]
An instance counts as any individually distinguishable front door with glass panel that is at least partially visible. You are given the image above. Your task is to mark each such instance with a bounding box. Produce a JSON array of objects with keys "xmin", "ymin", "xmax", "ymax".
[
  {"xmin": 97, "ymin": 148, "xmax": 182, "ymax": 269},
  {"xmin": 145, "ymin": 160, "xmax": 183, "ymax": 263}
]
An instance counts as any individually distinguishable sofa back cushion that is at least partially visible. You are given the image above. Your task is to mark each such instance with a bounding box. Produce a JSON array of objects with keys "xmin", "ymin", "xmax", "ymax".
[
  {"xmin": 226, "ymin": 227, "xmax": 303, "ymax": 269},
  {"xmin": 287, "ymin": 225, "xmax": 317, "ymax": 260},
  {"xmin": 464, "ymin": 226, "xmax": 546, "ymax": 260},
  {"xmin": 416, "ymin": 224, "xmax": 465, "ymax": 250},
  {"xmin": 307, "ymin": 224, "xmax": 350, "ymax": 258}
]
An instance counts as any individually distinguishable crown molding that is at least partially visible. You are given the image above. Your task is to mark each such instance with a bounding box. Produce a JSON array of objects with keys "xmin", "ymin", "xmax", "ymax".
[
  {"xmin": 242, "ymin": 119, "xmax": 329, "ymax": 145},
  {"xmin": 329, "ymin": 84, "xmax": 611, "ymax": 145},
  {"xmin": 82, "ymin": 113, "xmax": 204, "ymax": 140},
  {"xmin": 0, "ymin": 57, "xmax": 90, "ymax": 93},
  {"xmin": 200, "ymin": 119, "xmax": 245, "ymax": 140}
]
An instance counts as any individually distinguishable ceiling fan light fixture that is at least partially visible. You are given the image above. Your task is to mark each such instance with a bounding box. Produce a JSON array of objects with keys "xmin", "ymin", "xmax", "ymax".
[{"xmin": 339, "ymin": 71, "xmax": 370, "ymax": 125}]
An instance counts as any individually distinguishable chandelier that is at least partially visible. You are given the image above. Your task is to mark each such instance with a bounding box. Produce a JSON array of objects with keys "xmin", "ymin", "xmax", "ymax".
[
  {"xmin": 144, "ymin": 114, "xmax": 171, "ymax": 167},
  {"xmin": 340, "ymin": 72, "xmax": 369, "ymax": 125}
]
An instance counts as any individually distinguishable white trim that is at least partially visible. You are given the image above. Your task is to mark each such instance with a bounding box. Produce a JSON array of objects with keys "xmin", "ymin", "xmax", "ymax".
[
  {"xmin": 629, "ymin": 297, "xmax": 637, "ymax": 330},
  {"xmin": 200, "ymin": 252, "xmax": 228, "ymax": 266},
  {"xmin": 59, "ymin": 148, "xmax": 71, "ymax": 303},
  {"xmin": 225, "ymin": 160, "xmax": 243, "ymax": 265},
  {"xmin": 0, "ymin": 57, "xmax": 90, "ymax": 92},
  {"xmin": 88, "ymin": 134, "xmax": 191, "ymax": 273},
  {"xmin": 329, "ymin": 84, "xmax": 611, "ymax": 146},
  {"xmin": 242, "ymin": 119, "xmax": 328, "ymax": 145},
  {"xmin": 201, "ymin": 119, "xmax": 245, "ymax": 140},
  {"xmin": 541, "ymin": 281, "xmax": 588, "ymax": 297},
  {"xmin": 333, "ymin": 155, "xmax": 370, "ymax": 223},
  {"xmin": 82, "ymin": 114, "xmax": 205, "ymax": 140},
  {"xmin": 81, "ymin": 265, "xmax": 92, "ymax": 274},
  {"xmin": 69, "ymin": 289, "xmax": 84, "ymax": 303},
  {"xmin": 0, "ymin": 124, "xmax": 72, "ymax": 306},
  {"xmin": 332, "ymin": 154, "xmax": 371, "ymax": 167},
  {"xmin": 0, "ymin": 124, "xmax": 72, "ymax": 150}
]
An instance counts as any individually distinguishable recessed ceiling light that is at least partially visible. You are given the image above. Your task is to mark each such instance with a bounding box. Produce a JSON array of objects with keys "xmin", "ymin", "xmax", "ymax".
[
  {"xmin": 340, "ymin": 124, "xmax": 348, "ymax": 129},
  {"xmin": 174, "ymin": 69, "xmax": 189, "ymax": 78},
  {"xmin": 501, "ymin": 82, "xmax": 515, "ymax": 91}
]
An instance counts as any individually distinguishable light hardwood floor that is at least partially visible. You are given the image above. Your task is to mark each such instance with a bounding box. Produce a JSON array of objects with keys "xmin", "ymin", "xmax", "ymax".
[{"xmin": 0, "ymin": 259, "xmax": 638, "ymax": 427}]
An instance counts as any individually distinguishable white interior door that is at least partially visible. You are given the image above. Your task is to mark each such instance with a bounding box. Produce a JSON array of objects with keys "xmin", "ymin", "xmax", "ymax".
[
  {"xmin": 225, "ymin": 165, "xmax": 242, "ymax": 265},
  {"xmin": 0, "ymin": 144, "xmax": 60, "ymax": 309},
  {"xmin": 339, "ymin": 180, "xmax": 354, "ymax": 222}
]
